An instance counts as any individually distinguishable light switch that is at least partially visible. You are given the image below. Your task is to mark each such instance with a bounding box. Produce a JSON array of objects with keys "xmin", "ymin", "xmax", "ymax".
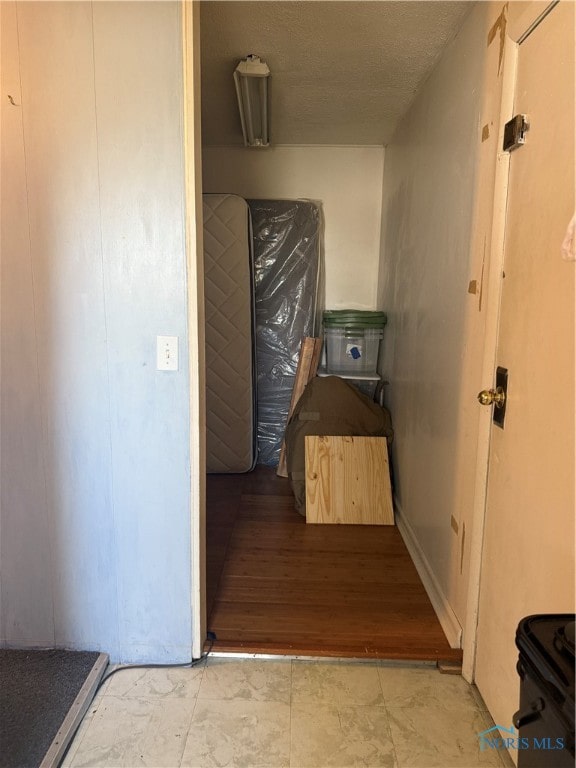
[{"xmin": 157, "ymin": 335, "xmax": 178, "ymax": 371}]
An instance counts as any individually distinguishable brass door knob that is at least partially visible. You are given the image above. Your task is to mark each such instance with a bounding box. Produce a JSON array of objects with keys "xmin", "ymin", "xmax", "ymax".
[{"xmin": 477, "ymin": 387, "xmax": 506, "ymax": 408}]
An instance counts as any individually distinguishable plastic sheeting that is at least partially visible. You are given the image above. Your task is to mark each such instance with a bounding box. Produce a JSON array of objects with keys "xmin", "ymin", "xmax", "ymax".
[{"xmin": 248, "ymin": 199, "xmax": 323, "ymax": 466}]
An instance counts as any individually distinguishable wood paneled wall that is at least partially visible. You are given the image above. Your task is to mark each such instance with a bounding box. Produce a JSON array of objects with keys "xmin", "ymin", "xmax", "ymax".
[{"xmin": 0, "ymin": 1, "xmax": 193, "ymax": 663}]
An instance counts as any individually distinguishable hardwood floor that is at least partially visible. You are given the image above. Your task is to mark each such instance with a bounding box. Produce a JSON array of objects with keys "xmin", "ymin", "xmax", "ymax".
[{"xmin": 206, "ymin": 466, "xmax": 462, "ymax": 662}]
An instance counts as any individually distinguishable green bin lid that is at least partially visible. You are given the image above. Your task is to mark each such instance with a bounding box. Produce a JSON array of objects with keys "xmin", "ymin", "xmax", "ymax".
[{"xmin": 323, "ymin": 309, "xmax": 387, "ymax": 328}]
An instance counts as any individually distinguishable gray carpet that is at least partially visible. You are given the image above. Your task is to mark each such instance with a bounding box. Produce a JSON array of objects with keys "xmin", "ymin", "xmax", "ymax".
[{"xmin": 0, "ymin": 649, "xmax": 102, "ymax": 768}]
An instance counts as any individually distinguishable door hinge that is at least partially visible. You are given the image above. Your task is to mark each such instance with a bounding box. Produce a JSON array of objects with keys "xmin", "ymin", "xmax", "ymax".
[{"xmin": 503, "ymin": 114, "xmax": 530, "ymax": 152}]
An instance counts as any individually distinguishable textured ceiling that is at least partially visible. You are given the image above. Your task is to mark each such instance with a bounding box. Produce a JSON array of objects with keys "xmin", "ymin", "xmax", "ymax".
[{"xmin": 200, "ymin": 1, "xmax": 474, "ymax": 146}]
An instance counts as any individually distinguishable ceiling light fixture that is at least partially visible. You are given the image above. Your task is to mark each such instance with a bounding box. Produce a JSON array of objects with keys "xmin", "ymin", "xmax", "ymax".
[{"xmin": 233, "ymin": 55, "xmax": 270, "ymax": 148}]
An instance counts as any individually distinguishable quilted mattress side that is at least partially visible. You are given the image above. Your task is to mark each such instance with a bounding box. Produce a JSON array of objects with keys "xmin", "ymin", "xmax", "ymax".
[{"xmin": 203, "ymin": 194, "xmax": 256, "ymax": 472}]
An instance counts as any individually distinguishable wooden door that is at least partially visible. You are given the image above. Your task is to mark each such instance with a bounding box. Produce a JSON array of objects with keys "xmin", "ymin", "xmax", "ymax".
[{"xmin": 474, "ymin": 1, "xmax": 575, "ymax": 732}]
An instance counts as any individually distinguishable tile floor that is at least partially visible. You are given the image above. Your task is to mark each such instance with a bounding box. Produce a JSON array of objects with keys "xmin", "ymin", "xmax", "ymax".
[{"xmin": 62, "ymin": 657, "xmax": 515, "ymax": 768}]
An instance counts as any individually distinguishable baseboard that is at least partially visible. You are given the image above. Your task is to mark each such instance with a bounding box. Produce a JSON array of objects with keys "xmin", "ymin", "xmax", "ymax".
[{"xmin": 395, "ymin": 498, "xmax": 463, "ymax": 649}]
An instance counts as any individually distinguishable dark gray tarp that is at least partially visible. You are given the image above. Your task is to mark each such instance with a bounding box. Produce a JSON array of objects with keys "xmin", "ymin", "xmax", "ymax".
[{"xmin": 285, "ymin": 376, "xmax": 394, "ymax": 514}]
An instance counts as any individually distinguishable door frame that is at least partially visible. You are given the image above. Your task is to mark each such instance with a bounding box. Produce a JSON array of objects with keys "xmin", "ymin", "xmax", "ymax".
[
  {"xmin": 183, "ymin": 0, "xmax": 561, "ymax": 668},
  {"xmin": 182, "ymin": 0, "xmax": 207, "ymax": 661},
  {"xmin": 461, "ymin": 0, "xmax": 561, "ymax": 682}
]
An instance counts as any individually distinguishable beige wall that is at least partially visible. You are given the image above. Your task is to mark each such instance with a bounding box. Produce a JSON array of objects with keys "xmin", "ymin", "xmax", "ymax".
[
  {"xmin": 202, "ymin": 145, "xmax": 385, "ymax": 309},
  {"xmin": 379, "ymin": 4, "xmax": 574, "ymax": 761},
  {"xmin": 377, "ymin": 1, "xmax": 497, "ymax": 642}
]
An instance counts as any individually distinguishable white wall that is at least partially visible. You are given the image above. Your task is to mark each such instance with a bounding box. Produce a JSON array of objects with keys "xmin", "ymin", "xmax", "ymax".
[
  {"xmin": 377, "ymin": 2, "xmax": 492, "ymax": 638},
  {"xmin": 202, "ymin": 146, "xmax": 385, "ymax": 309},
  {"xmin": 0, "ymin": 1, "xmax": 192, "ymax": 663}
]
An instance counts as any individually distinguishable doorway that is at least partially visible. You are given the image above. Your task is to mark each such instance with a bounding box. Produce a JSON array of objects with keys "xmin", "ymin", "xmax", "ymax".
[{"xmin": 189, "ymin": 0, "xmax": 500, "ymax": 664}]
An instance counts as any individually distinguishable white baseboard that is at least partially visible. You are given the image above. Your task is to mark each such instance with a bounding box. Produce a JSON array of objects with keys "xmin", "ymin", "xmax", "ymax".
[{"xmin": 395, "ymin": 497, "xmax": 462, "ymax": 649}]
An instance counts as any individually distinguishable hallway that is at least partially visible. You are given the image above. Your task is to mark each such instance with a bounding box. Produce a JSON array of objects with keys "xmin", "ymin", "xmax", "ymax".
[{"xmin": 206, "ymin": 468, "xmax": 461, "ymax": 662}]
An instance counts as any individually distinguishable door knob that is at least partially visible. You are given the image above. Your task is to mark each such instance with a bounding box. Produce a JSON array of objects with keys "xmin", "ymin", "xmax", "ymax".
[{"xmin": 477, "ymin": 386, "xmax": 506, "ymax": 408}]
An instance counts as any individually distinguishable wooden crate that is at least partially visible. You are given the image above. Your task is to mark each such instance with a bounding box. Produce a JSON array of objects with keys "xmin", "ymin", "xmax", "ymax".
[{"xmin": 305, "ymin": 435, "xmax": 394, "ymax": 525}]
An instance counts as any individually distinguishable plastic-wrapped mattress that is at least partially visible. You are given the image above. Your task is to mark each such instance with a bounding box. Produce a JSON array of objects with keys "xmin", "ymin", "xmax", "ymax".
[
  {"xmin": 203, "ymin": 194, "xmax": 256, "ymax": 472},
  {"xmin": 248, "ymin": 199, "xmax": 322, "ymax": 466}
]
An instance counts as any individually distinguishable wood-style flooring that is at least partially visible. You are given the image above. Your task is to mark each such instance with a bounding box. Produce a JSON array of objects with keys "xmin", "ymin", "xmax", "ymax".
[{"xmin": 206, "ymin": 466, "xmax": 462, "ymax": 662}]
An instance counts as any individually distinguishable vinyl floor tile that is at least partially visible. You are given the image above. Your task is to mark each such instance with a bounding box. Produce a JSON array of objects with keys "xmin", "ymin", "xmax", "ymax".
[
  {"xmin": 61, "ymin": 694, "xmax": 106, "ymax": 768},
  {"xmin": 67, "ymin": 695, "xmax": 195, "ymax": 768},
  {"xmin": 103, "ymin": 664, "xmax": 205, "ymax": 700},
  {"xmin": 181, "ymin": 698, "xmax": 290, "ymax": 768},
  {"xmin": 199, "ymin": 658, "xmax": 291, "ymax": 703},
  {"xmin": 377, "ymin": 666, "xmax": 481, "ymax": 711},
  {"xmin": 62, "ymin": 659, "xmax": 514, "ymax": 768},
  {"xmin": 290, "ymin": 702, "xmax": 398, "ymax": 768},
  {"xmin": 292, "ymin": 660, "xmax": 384, "ymax": 707},
  {"xmin": 386, "ymin": 705, "xmax": 503, "ymax": 768}
]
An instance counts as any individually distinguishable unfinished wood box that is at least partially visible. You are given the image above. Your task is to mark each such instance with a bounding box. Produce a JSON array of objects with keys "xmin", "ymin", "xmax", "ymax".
[{"xmin": 305, "ymin": 435, "xmax": 394, "ymax": 525}]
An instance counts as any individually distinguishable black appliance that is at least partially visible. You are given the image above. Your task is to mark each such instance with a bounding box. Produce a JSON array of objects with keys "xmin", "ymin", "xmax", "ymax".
[{"xmin": 513, "ymin": 614, "xmax": 575, "ymax": 767}]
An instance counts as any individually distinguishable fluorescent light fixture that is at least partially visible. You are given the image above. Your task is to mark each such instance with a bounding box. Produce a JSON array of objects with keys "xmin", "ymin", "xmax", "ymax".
[{"xmin": 233, "ymin": 55, "xmax": 270, "ymax": 148}]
